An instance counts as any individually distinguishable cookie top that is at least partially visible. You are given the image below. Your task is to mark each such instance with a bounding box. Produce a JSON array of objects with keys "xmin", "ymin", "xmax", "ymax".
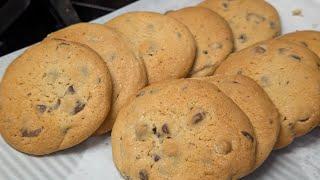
[
  {"xmin": 167, "ymin": 7, "xmax": 234, "ymax": 77},
  {"xmin": 215, "ymin": 40, "xmax": 320, "ymax": 149},
  {"xmin": 196, "ymin": 75, "xmax": 280, "ymax": 170},
  {"xmin": 199, "ymin": 0, "xmax": 281, "ymax": 51},
  {"xmin": 112, "ymin": 79, "xmax": 256, "ymax": 180},
  {"xmin": 279, "ymin": 30, "xmax": 320, "ymax": 58},
  {"xmin": 47, "ymin": 23, "xmax": 147, "ymax": 134},
  {"xmin": 105, "ymin": 11, "xmax": 196, "ymax": 83},
  {"xmin": 0, "ymin": 39, "xmax": 112, "ymax": 155}
]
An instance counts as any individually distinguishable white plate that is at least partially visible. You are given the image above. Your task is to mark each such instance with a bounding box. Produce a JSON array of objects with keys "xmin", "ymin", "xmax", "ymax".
[{"xmin": 0, "ymin": 0, "xmax": 320, "ymax": 179}]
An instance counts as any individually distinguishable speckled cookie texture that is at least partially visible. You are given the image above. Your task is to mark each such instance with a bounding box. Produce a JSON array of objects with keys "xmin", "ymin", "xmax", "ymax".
[
  {"xmin": 112, "ymin": 79, "xmax": 256, "ymax": 180},
  {"xmin": 47, "ymin": 23, "xmax": 147, "ymax": 134},
  {"xmin": 105, "ymin": 11, "xmax": 196, "ymax": 83},
  {"xmin": 279, "ymin": 30, "xmax": 320, "ymax": 58},
  {"xmin": 0, "ymin": 39, "xmax": 112, "ymax": 155},
  {"xmin": 199, "ymin": 0, "xmax": 281, "ymax": 51},
  {"xmin": 166, "ymin": 7, "xmax": 233, "ymax": 77},
  {"xmin": 196, "ymin": 75, "xmax": 280, "ymax": 170},
  {"xmin": 215, "ymin": 39, "xmax": 320, "ymax": 149}
]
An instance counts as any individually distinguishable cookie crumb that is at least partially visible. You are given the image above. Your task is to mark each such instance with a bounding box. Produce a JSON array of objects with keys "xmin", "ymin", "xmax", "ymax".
[{"xmin": 292, "ymin": 9, "xmax": 303, "ymax": 17}]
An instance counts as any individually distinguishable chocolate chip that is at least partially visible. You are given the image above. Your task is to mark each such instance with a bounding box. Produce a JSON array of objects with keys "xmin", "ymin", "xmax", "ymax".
[
  {"xmin": 238, "ymin": 34, "xmax": 247, "ymax": 43},
  {"xmin": 269, "ymin": 21, "xmax": 276, "ymax": 29},
  {"xmin": 139, "ymin": 170, "xmax": 148, "ymax": 180},
  {"xmin": 136, "ymin": 91, "xmax": 145, "ymax": 97},
  {"xmin": 62, "ymin": 126, "xmax": 71, "ymax": 134},
  {"xmin": 298, "ymin": 117, "xmax": 310, "ymax": 122},
  {"xmin": 241, "ymin": 131, "xmax": 254, "ymax": 142},
  {"xmin": 290, "ymin": 54, "xmax": 301, "ymax": 61},
  {"xmin": 66, "ymin": 85, "xmax": 75, "ymax": 95},
  {"xmin": 36, "ymin": 105, "xmax": 47, "ymax": 113},
  {"xmin": 21, "ymin": 128, "xmax": 43, "ymax": 137},
  {"xmin": 232, "ymin": 81, "xmax": 239, "ymax": 84},
  {"xmin": 286, "ymin": 81, "xmax": 290, "ymax": 84},
  {"xmin": 162, "ymin": 123, "xmax": 170, "ymax": 134},
  {"xmin": 154, "ymin": 154, "xmax": 161, "ymax": 162},
  {"xmin": 202, "ymin": 50, "xmax": 209, "ymax": 55},
  {"xmin": 71, "ymin": 101, "xmax": 86, "ymax": 115},
  {"xmin": 237, "ymin": 70, "xmax": 243, "ymax": 75},
  {"xmin": 176, "ymin": 32, "xmax": 182, "ymax": 38},
  {"xmin": 246, "ymin": 13, "xmax": 266, "ymax": 23},
  {"xmin": 222, "ymin": 2, "xmax": 228, "ymax": 9},
  {"xmin": 283, "ymin": 116, "xmax": 287, "ymax": 121},
  {"xmin": 27, "ymin": 93, "xmax": 32, "ymax": 96},
  {"xmin": 278, "ymin": 48, "xmax": 288, "ymax": 54},
  {"xmin": 260, "ymin": 76, "xmax": 269, "ymax": 87},
  {"xmin": 152, "ymin": 126, "xmax": 157, "ymax": 135},
  {"xmin": 255, "ymin": 45, "xmax": 266, "ymax": 54},
  {"xmin": 192, "ymin": 112, "xmax": 206, "ymax": 124}
]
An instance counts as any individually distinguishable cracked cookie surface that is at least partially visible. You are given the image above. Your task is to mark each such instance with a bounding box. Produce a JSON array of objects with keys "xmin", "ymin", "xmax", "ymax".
[
  {"xmin": 199, "ymin": 0, "xmax": 281, "ymax": 51},
  {"xmin": 112, "ymin": 79, "xmax": 256, "ymax": 180},
  {"xmin": 167, "ymin": 7, "xmax": 233, "ymax": 77},
  {"xmin": 105, "ymin": 11, "xmax": 196, "ymax": 83},
  {"xmin": 0, "ymin": 39, "xmax": 112, "ymax": 155},
  {"xmin": 215, "ymin": 39, "xmax": 320, "ymax": 148},
  {"xmin": 47, "ymin": 23, "xmax": 147, "ymax": 134}
]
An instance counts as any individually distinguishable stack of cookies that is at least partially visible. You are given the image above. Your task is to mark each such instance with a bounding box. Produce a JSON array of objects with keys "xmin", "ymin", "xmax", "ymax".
[{"xmin": 0, "ymin": 0, "xmax": 319, "ymax": 179}]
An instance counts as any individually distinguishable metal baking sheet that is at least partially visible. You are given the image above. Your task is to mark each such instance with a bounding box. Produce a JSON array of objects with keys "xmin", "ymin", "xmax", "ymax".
[{"xmin": 0, "ymin": 0, "xmax": 319, "ymax": 179}]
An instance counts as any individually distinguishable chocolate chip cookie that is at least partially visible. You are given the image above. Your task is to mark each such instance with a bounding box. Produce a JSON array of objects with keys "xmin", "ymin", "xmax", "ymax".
[
  {"xmin": 167, "ymin": 7, "xmax": 234, "ymax": 77},
  {"xmin": 199, "ymin": 0, "xmax": 281, "ymax": 51},
  {"xmin": 47, "ymin": 23, "xmax": 147, "ymax": 134},
  {"xmin": 279, "ymin": 30, "xmax": 320, "ymax": 58},
  {"xmin": 0, "ymin": 39, "xmax": 112, "ymax": 155},
  {"xmin": 196, "ymin": 75, "xmax": 280, "ymax": 170},
  {"xmin": 105, "ymin": 11, "xmax": 196, "ymax": 83},
  {"xmin": 112, "ymin": 79, "xmax": 256, "ymax": 179},
  {"xmin": 215, "ymin": 40, "xmax": 320, "ymax": 149}
]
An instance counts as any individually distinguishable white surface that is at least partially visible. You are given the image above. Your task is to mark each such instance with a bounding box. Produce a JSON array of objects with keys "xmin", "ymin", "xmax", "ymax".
[{"xmin": 0, "ymin": 0, "xmax": 320, "ymax": 180}]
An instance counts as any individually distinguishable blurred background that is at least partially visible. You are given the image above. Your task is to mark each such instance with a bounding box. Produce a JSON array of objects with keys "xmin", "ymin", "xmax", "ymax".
[{"xmin": 0, "ymin": 0, "xmax": 137, "ymax": 56}]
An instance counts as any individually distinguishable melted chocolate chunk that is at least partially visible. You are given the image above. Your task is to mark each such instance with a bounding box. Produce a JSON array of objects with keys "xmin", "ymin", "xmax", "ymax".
[
  {"xmin": 192, "ymin": 112, "xmax": 206, "ymax": 124},
  {"xmin": 71, "ymin": 101, "xmax": 86, "ymax": 115},
  {"xmin": 255, "ymin": 46, "xmax": 266, "ymax": 54},
  {"xmin": 241, "ymin": 131, "xmax": 254, "ymax": 142},
  {"xmin": 66, "ymin": 85, "xmax": 76, "ymax": 95},
  {"xmin": 154, "ymin": 154, "xmax": 161, "ymax": 162},
  {"xmin": 238, "ymin": 34, "xmax": 247, "ymax": 43},
  {"xmin": 290, "ymin": 54, "xmax": 301, "ymax": 61},
  {"xmin": 161, "ymin": 123, "xmax": 170, "ymax": 134},
  {"xmin": 21, "ymin": 128, "xmax": 43, "ymax": 137}
]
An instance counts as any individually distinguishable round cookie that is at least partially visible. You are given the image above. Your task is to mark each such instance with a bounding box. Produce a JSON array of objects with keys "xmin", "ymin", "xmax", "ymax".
[
  {"xmin": 215, "ymin": 40, "xmax": 320, "ymax": 149},
  {"xmin": 279, "ymin": 30, "xmax": 320, "ymax": 58},
  {"xmin": 199, "ymin": 0, "xmax": 281, "ymax": 51},
  {"xmin": 112, "ymin": 79, "xmax": 256, "ymax": 179},
  {"xmin": 166, "ymin": 7, "xmax": 234, "ymax": 77},
  {"xmin": 47, "ymin": 23, "xmax": 147, "ymax": 134},
  {"xmin": 195, "ymin": 75, "xmax": 280, "ymax": 170},
  {"xmin": 105, "ymin": 11, "xmax": 196, "ymax": 83},
  {"xmin": 0, "ymin": 39, "xmax": 112, "ymax": 155}
]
